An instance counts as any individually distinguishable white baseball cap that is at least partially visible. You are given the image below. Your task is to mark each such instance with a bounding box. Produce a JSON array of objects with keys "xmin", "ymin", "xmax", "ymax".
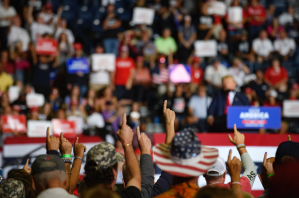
[{"xmin": 206, "ymin": 157, "xmax": 226, "ymax": 176}]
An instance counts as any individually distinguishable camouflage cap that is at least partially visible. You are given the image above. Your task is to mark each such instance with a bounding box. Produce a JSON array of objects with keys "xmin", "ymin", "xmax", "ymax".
[
  {"xmin": 31, "ymin": 154, "xmax": 65, "ymax": 175},
  {"xmin": 86, "ymin": 142, "xmax": 125, "ymax": 171},
  {"xmin": 0, "ymin": 178, "xmax": 26, "ymax": 198}
]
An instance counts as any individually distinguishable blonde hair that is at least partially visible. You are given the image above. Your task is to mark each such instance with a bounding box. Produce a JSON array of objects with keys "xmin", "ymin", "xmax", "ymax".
[{"xmin": 222, "ymin": 75, "xmax": 235, "ymax": 83}]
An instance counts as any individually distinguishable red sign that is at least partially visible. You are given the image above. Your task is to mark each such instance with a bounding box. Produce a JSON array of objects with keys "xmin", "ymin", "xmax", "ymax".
[
  {"xmin": 51, "ymin": 119, "xmax": 76, "ymax": 137},
  {"xmin": 1, "ymin": 115, "xmax": 27, "ymax": 133},
  {"xmin": 36, "ymin": 38, "xmax": 57, "ymax": 55}
]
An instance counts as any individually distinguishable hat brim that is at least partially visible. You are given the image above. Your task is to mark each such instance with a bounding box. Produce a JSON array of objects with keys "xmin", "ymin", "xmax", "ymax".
[{"xmin": 153, "ymin": 143, "xmax": 218, "ymax": 177}]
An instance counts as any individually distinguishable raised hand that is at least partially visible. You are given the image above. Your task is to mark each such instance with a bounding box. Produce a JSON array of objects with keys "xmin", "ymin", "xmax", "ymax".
[
  {"xmin": 228, "ymin": 124, "xmax": 245, "ymax": 146},
  {"xmin": 136, "ymin": 126, "xmax": 152, "ymax": 155},
  {"xmin": 23, "ymin": 158, "xmax": 31, "ymax": 174},
  {"xmin": 60, "ymin": 132, "xmax": 73, "ymax": 155},
  {"xmin": 261, "ymin": 152, "xmax": 274, "ymax": 176},
  {"xmin": 227, "ymin": 150, "xmax": 242, "ymax": 181},
  {"xmin": 288, "ymin": 135, "xmax": 291, "ymax": 141},
  {"xmin": 74, "ymin": 137, "xmax": 86, "ymax": 159},
  {"xmin": 117, "ymin": 114, "xmax": 134, "ymax": 146},
  {"xmin": 46, "ymin": 127, "xmax": 59, "ymax": 151},
  {"xmin": 163, "ymin": 100, "xmax": 175, "ymax": 124}
]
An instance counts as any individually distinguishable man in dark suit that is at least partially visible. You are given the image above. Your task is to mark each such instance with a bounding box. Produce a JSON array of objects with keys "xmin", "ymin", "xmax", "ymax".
[{"xmin": 207, "ymin": 75, "xmax": 250, "ymax": 132}]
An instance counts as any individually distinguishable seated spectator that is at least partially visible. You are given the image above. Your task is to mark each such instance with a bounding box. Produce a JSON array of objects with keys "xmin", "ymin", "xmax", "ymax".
[
  {"xmin": 217, "ymin": 30, "xmax": 232, "ymax": 62},
  {"xmin": 0, "ymin": 0, "xmax": 16, "ymax": 50},
  {"xmin": 8, "ymin": 15, "xmax": 30, "ymax": 52},
  {"xmin": 0, "ymin": 62, "xmax": 13, "ymax": 92},
  {"xmin": 65, "ymin": 85, "xmax": 83, "ymax": 111},
  {"xmin": 102, "ymin": 4, "xmax": 121, "ymax": 56},
  {"xmin": 48, "ymin": 87, "xmax": 62, "ymax": 112},
  {"xmin": 152, "ymin": 56, "xmax": 169, "ymax": 86},
  {"xmin": 1, "ymin": 50, "xmax": 14, "ymax": 76},
  {"xmin": 190, "ymin": 57, "xmax": 204, "ymax": 92},
  {"xmin": 263, "ymin": 89, "xmax": 280, "ymax": 107},
  {"xmin": 135, "ymin": 30, "xmax": 156, "ymax": 68},
  {"xmin": 245, "ymin": 0, "xmax": 266, "ymax": 40},
  {"xmin": 274, "ymin": 29, "xmax": 296, "ymax": 61},
  {"xmin": 278, "ymin": 7, "xmax": 294, "ymax": 27},
  {"xmin": 57, "ymin": 32, "xmax": 74, "ymax": 67},
  {"xmin": 264, "ymin": 58, "xmax": 288, "ymax": 92},
  {"xmin": 177, "ymin": 15, "xmax": 196, "ymax": 63},
  {"xmin": 252, "ymin": 30, "xmax": 274, "ymax": 63},
  {"xmin": 235, "ymin": 30, "xmax": 254, "ymax": 62},
  {"xmin": 55, "ymin": 18, "xmax": 75, "ymax": 44},
  {"xmin": 244, "ymin": 87, "xmax": 260, "ymax": 106},
  {"xmin": 187, "ymin": 85, "xmax": 212, "ymax": 132},
  {"xmin": 249, "ymin": 70, "xmax": 269, "ymax": 103},
  {"xmin": 56, "ymin": 108, "xmax": 66, "ymax": 119},
  {"xmin": 266, "ymin": 4, "xmax": 276, "ymax": 25},
  {"xmin": 225, "ymin": 0, "xmax": 246, "ymax": 38},
  {"xmin": 29, "ymin": 106, "xmax": 39, "ymax": 120},
  {"xmin": 39, "ymin": 102, "xmax": 52, "ymax": 120},
  {"xmin": 154, "ymin": 28, "xmax": 177, "ymax": 56},
  {"xmin": 102, "ymin": 101, "xmax": 123, "ymax": 133},
  {"xmin": 228, "ymin": 58, "xmax": 250, "ymax": 90},
  {"xmin": 204, "ymin": 58, "xmax": 228, "ymax": 94},
  {"xmin": 112, "ymin": 46, "xmax": 135, "ymax": 103},
  {"xmin": 267, "ymin": 18, "xmax": 284, "ymax": 41},
  {"xmin": 132, "ymin": 56, "xmax": 151, "ymax": 103},
  {"xmin": 98, "ymin": 86, "xmax": 117, "ymax": 112},
  {"xmin": 67, "ymin": 100, "xmax": 84, "ymax": 118},
  {"xmin": 288, "ymin": 83, "xmax": 299, "ymax": 100},
  {"xmin": 197, "ymin": 3, "xmax": 215, "ymax": 40}
]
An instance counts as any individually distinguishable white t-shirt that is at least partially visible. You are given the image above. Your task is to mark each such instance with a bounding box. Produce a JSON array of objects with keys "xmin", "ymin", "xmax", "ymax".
[
  {"xmin": 8, "ymin": 26, "xmax": 30, "ymax": 51},
  {"xmin": 274, "ymin": 38, "xmax": 296, "ymax": 56},
  {"xmin": 204, "ymin": 64, "xmax": 228, "ymax": 86},
  {"xmin": 0, "ymin": 5, "xmax": 16, "ymax": 27},
  {"xmin": 30, "ymin": 22, "xmax": 54, "ymax": 42},
  {"xmin": 37, "ymin": 188, "xmax": 74, "ymax": 198},
  {"xmin": 228, "ymin": 67, "xmax": 245, "ymax": 88},
  {"xmin": 278, "ymin": 12, "xmax": 293, "ymax": 26},
  {"xmin": 252, "ymin": 38, "xmax": 273, "ymax": 57},
  {"xmin": 55, "ymin": 27, "xmax": 75, "ymax": 43}
]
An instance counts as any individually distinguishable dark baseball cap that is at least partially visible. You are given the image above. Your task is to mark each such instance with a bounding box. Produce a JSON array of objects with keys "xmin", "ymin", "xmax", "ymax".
[
  {"xmin": 31, "ymin": 155, "xmax": 65, "ymax": 175},
  {"xmin": 275, "ymin": 141, "xmax": 299, "ymax": 165}
]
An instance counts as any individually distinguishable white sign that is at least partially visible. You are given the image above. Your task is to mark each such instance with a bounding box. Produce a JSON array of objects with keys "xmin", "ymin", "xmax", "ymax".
[
  {"xmin": 91, "ymin": 54, "xmax": 115, "ymax": 72},
  {"xmin": 228, "ymin": 7, "xmax": 243, "ymax": 23},
  {"xmin": 9, "ymin": 86, "xmax": 20, "ymax": 103},
  {"xmin": 27, "ymin": 120, "xmax": 52, "ymax": 137},
  {"xmin": 26, "ymin": 93, "xmax": 45, "ymax": 107},
  {"xmin": 68, "ymin": 115, "xmax": 84, "ymax": 134},
  {"xmin": 283, "ymin": 100, "xmax": 299, "ymax": 117},
  {"xmin": 208, "ymin": 1, "xmax": 227, "ymax": 16},
  {"xmin": 132, "ymin": 7, "xmax": 155, "ymax": 25},
  {"xmin": 195, "ymin": 40, "xmax": 217, "ymax": 57}
]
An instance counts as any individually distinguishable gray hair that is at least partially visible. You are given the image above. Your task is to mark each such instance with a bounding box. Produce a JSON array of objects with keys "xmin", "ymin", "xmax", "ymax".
[{"xmin": 33, "ymin": 170, "xmax": 66, "ymax": 189}]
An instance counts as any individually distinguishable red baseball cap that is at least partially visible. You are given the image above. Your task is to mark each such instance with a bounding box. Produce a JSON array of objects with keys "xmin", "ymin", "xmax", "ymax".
[
  {"xmin": 193, "ymin": 57, "xmax": 200, "ymax": 63},
  {"xmin": 292, "ymin": 83, "xmax": 299, "ymax": 90},
  {"xmin": 73, "ymin": 43, "xmax": 82, "ymax": 50},
  {"xmin": 30, "ymin": 106, "xmax": 39, "ymax": 112}
]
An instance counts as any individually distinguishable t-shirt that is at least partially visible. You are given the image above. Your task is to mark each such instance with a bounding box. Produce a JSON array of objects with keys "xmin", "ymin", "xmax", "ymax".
[
  {"xmin": 33, "ymin": 61, "xmax": 53, "ymax": 88},
  {"xmin": 204, "ymin": 64, "xmax": 228, "ymax": 86},
  {"xmin": 278, "ymin": 12, "xmax": 294, "ymax": 26},
  {"xmin": 37, "ymin": 187, "xmax": 74, "ymax": 198},
  {"xmin": 274, "ymin": 38, "xmax": 296, "ymax": 56},
  {"xmin": 102, "ymin": 15, "xmax": 120, "ymax": 39},
  {"xmin": 236, "ymin": 40, "xmax": 250, "ymax": 54},
  {"xmin": 252, "ymin": 38, "xmax": 273, "ymax": 57},
  {"xmin": 0, "ymin": 6, "xmax": 16, "ymax": 27},
  {"xmin": 245, "ymin": 4, "xmax": 266, "ymax": 26},
  {"xmin": 212, "ymin": 177, "xmax": 252, "ymax": 194},
  {"xmin": 197, "ymin": 14, "xmax": 214, "ymax": 39},
  {"xmin": 115, "ymin": 57, "xmax": 135, "ymax": 85},
  {"xmin": 189, "ymin": 95, "xmax": 212, "ymax": 119},
  {"xmin": 0, "ymin": 71, "xmax": 13, "ymax": 92},
  {"xmin": 170, "ymin": 95, "xmax": 187, "ymax": 115},
  {"xmin": 191, "ymin": 67, "xmax": 204, "ymax": 84},
  {"xmin": 30, "ymin": 22, "xmax": 54, "ymax": 42},
  {"xmin": 178, "ymin": 25, "xmax": 196, "ymax": 42},
  {"xmin": 8, "ymin": 26, "xmax": 30, "ymax": 52},
  {"xmin": 152, "ymin": 68, "xmax": 168, "ymax": 84},
  {"xmin": 154, "ymin": 37, "xmax": 177, "ymax": 55},
  {"xmin": 264, "ymin": 66, "xmax": 288, "ymax": 85},
  {"xmin": 120, "ymin": 186, "xmax": 141, "ymax": 198},
  {"xmin": 249, "ymin": 80, "xmax": 269, "ymax": 102}
]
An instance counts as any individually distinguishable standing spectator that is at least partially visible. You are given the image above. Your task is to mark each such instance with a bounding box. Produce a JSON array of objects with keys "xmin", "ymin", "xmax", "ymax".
[
  {"xmin": 245, "ymin": 0, "xmax": 266, "ymax": 40},
  {"xmin": 154, "ymin": 28, "xmax": 177, "ymax": 56},
  {"xmin": 0, "ymin": 62, "xmax": 13, "ymax": 92},
  {"xmin": 89, "ymin": 44, "xmax": 111, "ymax": 91},
  {"xmin": 57, "ymin": 33, "xmax": 74, "ymax": 67},
  {"xmin": 225, "ymin": 0, "xmax": 246, "ymax": 39},
  {"xmin": 228, "ymin": 58, "xmax": 250, "ymax": 90},
  {"xmin": 197, "ymin": 3, "xmax": 215, "ymax": 40},
  {"xmin": 267, "ymin": 18, "xmax": 284, "ymax": 41},
  {"xmin": 1, "ymin": 50, "xmax": 14, "ymax": 76},
  {"xmin": 288, "ymin": 83, "xmax": 299, "ymax": 100},
  {"xmin": 235, "ymin": 30, "xmax": 254, "ymax": 62},
  {"xmin": 39, "ymin": 3, "xmax": 57, "ymax": 27},
  {"xmin": 249, "ymin": 70, "xmax": 269, "ymax": 103},
  {"xmin": 8, "ymin": 15, "xmax": 30, "ymax": 52},
  {"xmin": 204, "ymin": 58, "xmax": 228, "ymax": 94},
  {"xmin": 64, "ymin": 85, "xmax": 83, "ymax": 111},
  {"xmin": 118, "ymin": 31, "xmax": 139, "ymax": 59},
  {"xmin": 264, "ymin": 58, "xmax": 288, "ymax": 93},
  {"xmin": 0, "ymin": 0, "xmax": 16, "ymax": 50},
  {"xmin": 132, "ymin": 56, "xmax": 151, "ymax": 104},
  {"xmin": 278, "ymin": 7, "xmax": 294, "ymax": 27},
  {"xmin": 274, "ymin": 29, "xmax": 296, "ymax": 61},
  {"xmin": 55, "ymin": 18, "xmax": 75, "ymax": 44},
  {"xmin": 188, "ymin": 85, "xmax": 212, "ymax": 132},
  {"xmin": 98, "ymin": 86, "xmax": 117, "ymax": 112},
  {"xmin": 112, "ymin": 46, "xmax": 135, "ymax": 103},
  {"xmin": 190, "ymin": 57, "xmax": 204, "ymax": 92},
  {"xmin": 102, "ymin": 4, "xmax": 121, "ymax": 56},
  {"xmin": 177, "ymin": 15, "xmax": 196, "ymax": 63},
  {"xmin": 102, "ymin": 101, "xmax": 122, "ymax": 133},
  {"xmin": 135, "ymin": 30, "xmax": 156, "ymax": 68},
  {"xmin": 252, "ymin": 30, "xmax": 273, "ymax": 62},
  {"xmin": 217, "ymin": 30, "xmax": 232, "ymax": 63}
]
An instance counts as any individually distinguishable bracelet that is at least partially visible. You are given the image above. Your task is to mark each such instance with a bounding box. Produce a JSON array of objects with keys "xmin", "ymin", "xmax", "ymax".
[
  {"xmin": 123, "ymin": 143, "xmax": 132, "ymax": 147},
  {"xmin": 62, "ymin": 154, "xmax": 72, "ymax": 158},
  {"xmin": 268, "ymin": 173, "xmax": 274, "ymax": 178},
  {"xmin": 231, "ymin": 182, "xmax": 242, "ymax": 186},
  {"xmin": 236, "ymin": 144, "xmax": 245, "ymax": 148},
  {"xmin": 66, "ymin": 172, "xmax": 71, "ymax": 175},
  {"xmin": 75, "ymin": 156, "xmax": 82, "ymax": 162},
  {"xmin": 62, "ymin": 158, "xmax": 72, "ymax": 163},
  {"xmin": 237, "ymin": 146, "xmax": 246, "ymax": 149}
]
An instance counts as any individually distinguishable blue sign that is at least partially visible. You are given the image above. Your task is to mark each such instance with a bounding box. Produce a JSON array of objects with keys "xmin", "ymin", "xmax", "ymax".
[
  {"xmin": 66, "ymin": 58, "xmax": 89, "ymax": 74},
  {"xmin": 227, "ymin": 106, "xmax": 281, "ymax": 129}
]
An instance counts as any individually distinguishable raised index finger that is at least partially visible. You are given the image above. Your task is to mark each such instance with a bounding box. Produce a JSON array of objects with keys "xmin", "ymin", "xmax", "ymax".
[
  {"xmin": 263, "ymin": 152, "xmax": 267, "ymax": 165},
  {"xmin": 46, "ymin": 127, "xmax": 50, "ymax": 139},
  {"xmin": 227, "ymin": 149, "xmax": 232, "ymax": 162},
  {"xmin": 234, "ymin": 124, "xmax": 237, "ymax": 134},
  {"xmin": 163, "ymin": 100, "xmax": 167, "ymax": 112},
  {"xmin": 75, "ymin": 137, "xmax": 79, "ymax": 145},
  {"xmin": 122, "ymin": 113, "xmax": 127, "ymax": 127},
  {"xmin": 136, "ymin": 126, "xmax": 141, "ymax": 139},
  {"xmin": 25, "ymin": 158, "xmax": 29, "ymax": 167},
  {"xmin": 60, "ymin": 132, "xmax": 64, "ymax": 140}
]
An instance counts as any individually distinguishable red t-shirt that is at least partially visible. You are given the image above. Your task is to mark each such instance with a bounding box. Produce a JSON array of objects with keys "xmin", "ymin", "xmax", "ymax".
[
  {"xmin": 191, "ymin": 67, "xmax": 204, "ymax": 84},
  {"xmin": 245, "ymin": 5, "xmax": 266, "ymax": 26},
  {"xmin": 213, "ymin": 177, "xmax": 252, "ymax": 194},
  {"xmin": 115, "ymin": 57, "xmax": 135, "ymax": 85},
  {"xmin": 264, "ymin": 66, "xmax": 288, "ymax": 85}
]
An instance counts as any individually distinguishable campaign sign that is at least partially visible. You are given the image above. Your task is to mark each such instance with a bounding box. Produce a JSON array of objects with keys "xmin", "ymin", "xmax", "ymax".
[
  {"xmin": 227, "ymin": 107, "xmax": 281, "ymax": 129},
  {"xmin": 66, "ymin": 58, "xmax": 90, "ymax": 74},
  {"xmin": 52, "ymin": 119, "xmax": 76, "ymax": 137},
  {"xmin": 228, "ymin": 7, "xmax": 243, "ymax": 23},
  {"xmin": 26, "ymin": 93, "xmax": 45, "ymax": 107},
  {"xmin": 207, "ymin": 1, "xmax": 227, "ymax": 16},
  {"xmin": 1, "ymin": 115, "xmax": 27, "ymax": 133},
  {"xmin": 36, "ymin": 38, "xmax": 57, "ymax": 55},
  {"xmin": 27, "ymin": 120, "xmax": 52, "ymax": 137},
  {"xmin": 132, "ymin": 7, "xmax": 155, "ymax": 25},
  {"xmin": 283, "ymin": 100, "xmax": 299, "ymax": 117},
  {"xmin": 169, "ymin": 64, "xmax": 191, "ymax": 83},
  {"xmin": 91, "ymin": 54, "xmax": 115, "ymax": 71},
  {"xmin": 195, "ymin": 40, "xmax": 217, "ymax": 57}
]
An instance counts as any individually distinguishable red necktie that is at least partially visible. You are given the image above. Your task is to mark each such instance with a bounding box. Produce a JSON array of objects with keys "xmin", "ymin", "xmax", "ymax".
[{"xmin": 224, "ymin": 93, "xmax": 230, "ymax": 114}]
